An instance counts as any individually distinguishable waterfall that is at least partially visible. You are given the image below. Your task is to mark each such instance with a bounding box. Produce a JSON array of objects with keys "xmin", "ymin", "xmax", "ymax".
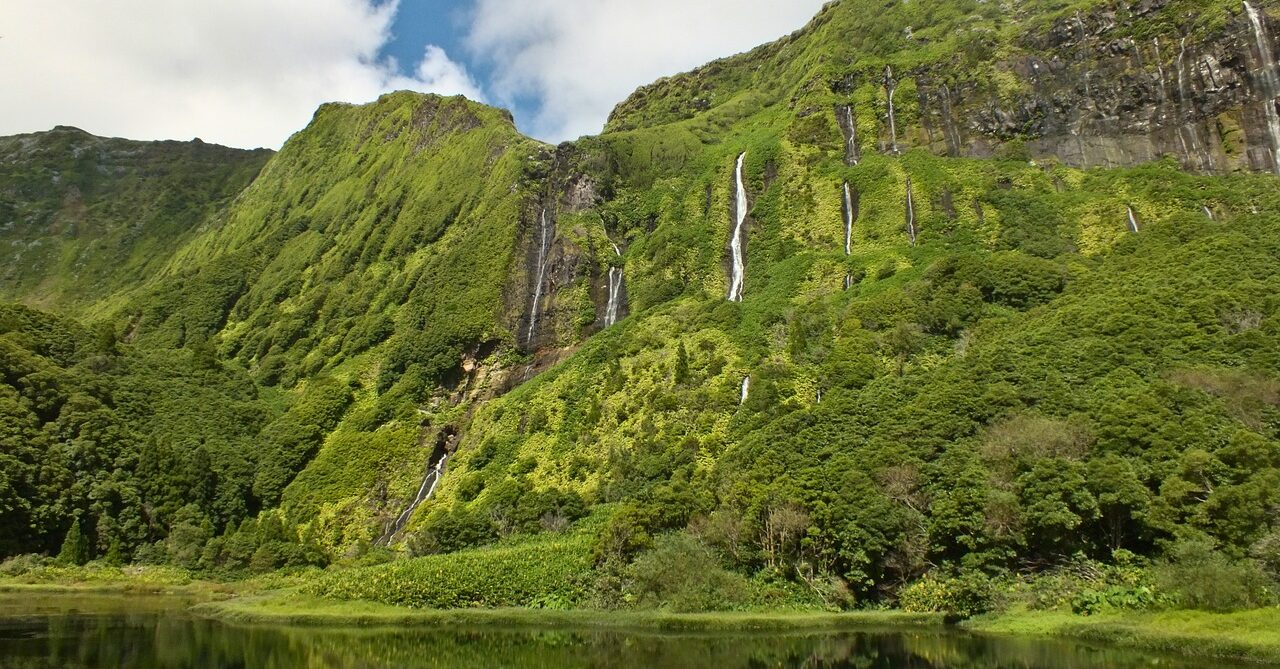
[
  {"xmin": 885, "ymin": 66, "xmax": 900, "ymax": 154},
  {"xmin": 843, "ymin": 182, "xmax": 854, "ymax": 255},
  {"xmin": 383, "ymin": 453, "xmax": 449, "ymax": 545},
  {"xmin": 1176, "ymin": 37, "xmax": 1190, "ymax": 103},
  {"xmin": 905, "ymin": 176, "xmax": 918, "ymax": 246},
  {"xmin": 844, "ymin": 274, "xmax": 855, "ymax": 290},
  {"xmin": 816, "ymin": 389, "xmax": 823, "ymax": 404},
  {"xmin": 1203, "ymin": 205, "xmax": 1216, "ymax": 220},
  {"xmin": 1245, "ymin": 0, "xmax": 1280, "ymax": 174},
  {"xmin": 740, "ymin": 376, "xmax": 750, "ymax": 404},
  {"xmin": 728, "ymin": 153, "xmax": 748, "ymax": 302},
  {"xmin": 1154, "ymin": 38, "xmax": 1169, "ymax": 102},
  {"xmin": 841, "ymin": 105, "xmax": 861, "ymax": 165},
  {"xmin": 604, "ymin": 244, "xmax": 625, "ymax": 327},
  {"xmin": 1126, "ymin": 206, "xmax": 1141, "ymax": 233},
  {"xmin": 526, "ymin": 209, "xmax": 553, "ymax": 346}
]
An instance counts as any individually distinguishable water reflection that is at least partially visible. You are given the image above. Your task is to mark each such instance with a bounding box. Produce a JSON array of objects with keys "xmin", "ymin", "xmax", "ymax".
[{"xmin": 0, "ymin": 595, "xmax": 1236, "ymax": 669}]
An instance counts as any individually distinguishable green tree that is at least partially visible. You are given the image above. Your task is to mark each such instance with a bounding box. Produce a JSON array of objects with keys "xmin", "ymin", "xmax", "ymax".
[{"xmin": 57, "ymin": 517, "xmax": 90, "ymax": 566}]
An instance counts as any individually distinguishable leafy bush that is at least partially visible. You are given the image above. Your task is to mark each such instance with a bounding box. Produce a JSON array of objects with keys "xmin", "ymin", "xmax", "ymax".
[
  {"xmin": 898, "ymin": 571, "xmax": 997, "ymax": 619},
  {"xmin": 1155, "ymin": 541, "xmax": 1276, "ymax": 612},
  {"xmin": 627, "ymin": 533, "xmax": 751, "ymax": 612}
]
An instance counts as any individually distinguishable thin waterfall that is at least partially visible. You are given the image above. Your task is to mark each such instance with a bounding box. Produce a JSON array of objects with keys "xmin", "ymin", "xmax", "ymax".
[
  {"xmin": 844, "ymin": 274, "xmax": 855, "ymax": 290},
  {"xmin": 840, "ymin": 105, "xmax": 861, "ymax": 165},
  {"xmin": 905, "ymin": 176, "xmax": 918, "ymax": 246},
  {"xmin": 728, "ymin": 153, "xmax": 748, "ymax": 302},
  {"xmin": 740, "ymin": 376, "xmax": 750, "ymax": 404},
  {"xmin": 1245, "ymin": 0, "xmax": 1280, "ymax": 174},
  {"xmin": 526, "ymin": 209, "xmax": 553, "ymax": 346},
  {"xmin": 1203, "ymin": 205, "xmax": 1216, "ymax": 220},
  {"xmin": 1176, "ymin": 37, "xmax": 1190, "ymax": 103},
  {"xmin": 604, "ymin": 244, "xmax": 625, "ymax": 327},
  {"xmin": 1126, "ymin": 206, "xmax": 1141, "ymax": 233},
  {"xmin": 843, "ymin": 182, "xmax": 855, "ymax": 255},
  {"xmin": 383, "ymin": 453, "xmax": 449, "ymax": 545},
  {"xmin": 1154, "ymin": 38, "xmax": 1169, "ymax": 102},
  {"xmin": 885, "ymin": 66, "xmax": 900, "ymax": 155}
]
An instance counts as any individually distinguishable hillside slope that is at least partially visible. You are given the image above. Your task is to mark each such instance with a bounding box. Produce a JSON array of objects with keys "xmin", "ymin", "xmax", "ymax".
[
  {"xmin": 0, "ymin": 127, "xmax": 271, "ymax": 311},
  {"xmin": 1, "ymin": 0, "xmax": 1278, "ymax": 608}
]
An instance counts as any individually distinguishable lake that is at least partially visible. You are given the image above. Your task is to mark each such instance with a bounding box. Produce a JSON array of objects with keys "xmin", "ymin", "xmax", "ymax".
[{"xmin": 0, "ymin": 594, "xmax": 1243, "ymax": 668}]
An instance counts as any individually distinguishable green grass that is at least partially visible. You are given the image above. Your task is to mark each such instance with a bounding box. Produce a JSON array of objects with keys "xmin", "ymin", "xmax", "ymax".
[
  {"xmin": 968, "ymin": 607, "xmax": 1280, "ymax": 665},
  {"xmin": 197, "ymin": 591, "xmax": 941, "ymax": 632}
]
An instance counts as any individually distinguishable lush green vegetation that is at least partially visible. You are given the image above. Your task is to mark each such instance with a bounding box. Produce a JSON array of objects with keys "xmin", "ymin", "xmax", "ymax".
[
  {"xmin": 0, "ymin": 127, "xmax": 271, "ymax": 311},
  {"xmin": 0, "ymin": 2, "xmax": 1277, "ymax": 658}
]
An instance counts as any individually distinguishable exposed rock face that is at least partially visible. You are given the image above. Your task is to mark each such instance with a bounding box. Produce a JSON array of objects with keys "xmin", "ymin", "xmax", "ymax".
[
  {"xmin": 909, "ymin": 3, "xmax": 1280, "ymax": 173},
  {"xmin": 510, "ymin": 144, "xmax": 620, "ymax": 355}
]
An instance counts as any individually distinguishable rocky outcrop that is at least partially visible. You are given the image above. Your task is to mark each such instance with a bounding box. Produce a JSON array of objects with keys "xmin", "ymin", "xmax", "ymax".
[{"xmin": 908, "ymin": 2, "xmax": 1280, "ymax": 173}]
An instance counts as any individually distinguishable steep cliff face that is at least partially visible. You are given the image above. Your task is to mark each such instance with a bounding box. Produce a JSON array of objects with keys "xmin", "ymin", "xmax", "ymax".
[
  {"xmin": 914, "ymin": 1, "xmax": 1280, "ymax": 173},
  {"xmin": 607, "ymin": 0, "xmax": 1280, "ymax": 176}
]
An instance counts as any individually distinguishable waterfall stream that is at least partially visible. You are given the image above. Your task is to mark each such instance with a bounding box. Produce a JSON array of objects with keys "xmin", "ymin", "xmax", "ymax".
[
  {"xmin": 382, "ymin": 453, "xmax": 449, "ymax": 545},
  {"xmin": 1154, "ymin": 38, "xmax": 1169, "ymax": 102},
  {"xmin": 840, "ymin": 105, "xmax": 861, "ymax": 165},
  {"xmin": 526, "ymin": 209, "xmax": 553, "ymax": 346},
  {"xmin": 740, "ymin": 376, "xmax": 750, "ymax": 404},
  {"xmin": 905, "ymin": 176, "xmax": 918, "ymax": 246},
  {"xmin": 1245, "ymin": 0, "xmax": 1280, "ymax": 174},
  {"xmin": 1126, "ymin": 206, "xmax": 1141, "ymax": 233},
  {"xmin": 1203, "ymin": 205, "xmax": 1216, "ymax": 221},
  {"xmin": 728, "ymin": 153, "xmax": 748, "ymax": 302},
  {"xmin": 885, "ymin": 66, "xmax": 900, "ymax": 154},
  {"xmin": 604, "ymin": 244, "xmax": 625, "ymax": 327},
  {"xmin": 843, "ymin": 182, "xmax": 854, "ymax": 255}
]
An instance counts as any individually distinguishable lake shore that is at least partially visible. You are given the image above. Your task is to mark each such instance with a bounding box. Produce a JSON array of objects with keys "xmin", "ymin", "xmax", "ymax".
[
  {"xmin": 8, "ymin": 570, "xmax": 1280, "ymax": 665},
  {"xmin": 195, "ymin": 592, "xmax": 942, "ymax": 632},
  {"xmin": 964, "ymin": 607, "xmax": 1280, "ymax": 666},
  {"xmin": 200, "ymin": 591, "xmax": 1280, "ymax": 664}
]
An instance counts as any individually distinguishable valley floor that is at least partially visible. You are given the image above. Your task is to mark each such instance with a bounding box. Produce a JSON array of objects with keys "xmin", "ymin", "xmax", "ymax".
[{"xmin": 6, "ymin": 568, "xmax": 1280, "ymax": 665}]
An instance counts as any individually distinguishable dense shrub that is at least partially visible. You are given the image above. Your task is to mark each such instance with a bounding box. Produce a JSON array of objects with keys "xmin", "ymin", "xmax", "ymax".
[
  {"xmin": 627, "ymin": 533, "xmax": 751, "ymax": 612},
  {"xmin": 306, "ymin": 535, "xmax": 594, "ymax": 609},
  {"xmin": 898, "ymin": 571, "xmax": 997, "ymax": 619},
  {"xmin": 1155, "ymin": 541, "xmax": 1276, "ymax": 612}
]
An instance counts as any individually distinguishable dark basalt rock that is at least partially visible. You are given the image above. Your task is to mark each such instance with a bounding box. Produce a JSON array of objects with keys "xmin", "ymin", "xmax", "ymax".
[{"xmin": 908, "ymin": 4, "xmax": 1278, "ymax": 174}]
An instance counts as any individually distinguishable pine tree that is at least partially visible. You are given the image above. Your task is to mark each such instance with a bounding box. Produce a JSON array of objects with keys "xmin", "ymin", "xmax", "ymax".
[
  {"xmin": 674, "ymin": 342, "xmax": 690, "ymax": 386},
  {"xmin": 57, "ymin": 517, "xmax": 89, "ymax": 566}
]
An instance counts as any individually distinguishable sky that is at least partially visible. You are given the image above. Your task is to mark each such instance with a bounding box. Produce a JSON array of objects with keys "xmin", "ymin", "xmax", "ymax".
[{"xmin": 0, "ymin": 0, "xmax": 828, "ymax": 149}]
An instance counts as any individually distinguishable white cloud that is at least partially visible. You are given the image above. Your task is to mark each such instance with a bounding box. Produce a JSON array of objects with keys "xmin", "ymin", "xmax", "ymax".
[
  {"xmin": 463, "ymin": 0, "xmax": 829, "ymax": 142},
  {"xmin": 0, "ymin": 0, "xmax": 483, "ymax": 149}
]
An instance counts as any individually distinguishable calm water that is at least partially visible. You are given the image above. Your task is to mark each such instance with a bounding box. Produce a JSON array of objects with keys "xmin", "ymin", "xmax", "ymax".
[{"xmin": 0, "ymin": 594, "xmax": 1240, "ymax": 669}]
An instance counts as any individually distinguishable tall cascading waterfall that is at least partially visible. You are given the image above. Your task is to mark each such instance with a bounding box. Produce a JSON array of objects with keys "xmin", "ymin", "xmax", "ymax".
[
  {"xmin": 1126, "ymin": 206, "xmax": 1141, "ymax": 233},
  {"xmin": 604, "ymin": 244, "xmax": 625, "ymax": 327},
  {"xmin": 381, "ymin": 452, "xmax": 449, "ymax": 545},
  {"xmin": 839, "ymin": 105, "xmax": 861, "ymax": 165},
  {"xmin": 525, "ymin": 208, "xmax": 553, "ymax": 346},
  {"xmin": 1173, "ymin": 38, "xmax": 1206, "ymax": 170},
  {"xmin": 843, "ymin": 182, "xmax": 855, "ymax": 255},
  {"xmin": 727, "ymin": 152, "xmax": 749, "ymax": 302},
  {"xmin": 905, "ymin": 176, "xmax": 918, "ymax": 246},
  {"xmin": 740, "ymin": 376, "xmax": 751, "ymax": 404},
  {"xmin": 1245, "ymin": 0, "xmax": 1280, "ymax": 174},
  {"xmin": 885, "ymin": 66, "xmax": 900, "ymax": 155}
]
